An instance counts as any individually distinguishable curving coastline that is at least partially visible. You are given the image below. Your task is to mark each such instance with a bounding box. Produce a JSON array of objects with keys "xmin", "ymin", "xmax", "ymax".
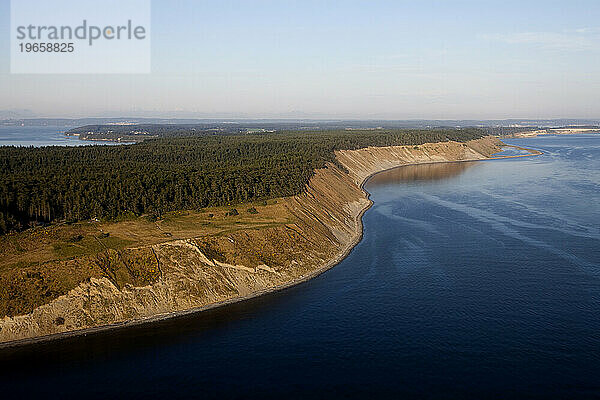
[{"xmin": 0, "ymin": 137, "xmax": 541, "ymax": 348}]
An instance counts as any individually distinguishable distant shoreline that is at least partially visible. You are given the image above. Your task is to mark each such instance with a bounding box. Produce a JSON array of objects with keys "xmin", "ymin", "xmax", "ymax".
[
  {"xmin": 510, "ymin": 128, "xmax": 600, "ymax": 138},
  {"xmin": 490, "ymin": 144, "xmax": 543, "ymax": 158}
]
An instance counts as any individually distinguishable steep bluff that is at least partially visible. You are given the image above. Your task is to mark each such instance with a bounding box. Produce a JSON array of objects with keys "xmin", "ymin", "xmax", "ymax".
[{"xmin": 0, "ymin": 136, "xmax": 502, "ymax": 345}]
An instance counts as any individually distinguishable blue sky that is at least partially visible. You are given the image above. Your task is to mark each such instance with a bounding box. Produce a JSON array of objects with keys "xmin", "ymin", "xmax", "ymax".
[{"xmin": 1, "ymin": 0, "xmax": 599, "ymax": 119}]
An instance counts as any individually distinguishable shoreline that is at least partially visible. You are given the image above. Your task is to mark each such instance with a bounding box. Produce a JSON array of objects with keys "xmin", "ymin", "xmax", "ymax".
[
  {"xmin": 0, "ymin": 140, "xmax": 542, "ymax": 350},
  {"xmin": 508, "ymin": 130, "xmax": 600, "ymax": 138},
  {"xmin": 0, "ymin": 196, "xmax": 374, "ymax": 350}
]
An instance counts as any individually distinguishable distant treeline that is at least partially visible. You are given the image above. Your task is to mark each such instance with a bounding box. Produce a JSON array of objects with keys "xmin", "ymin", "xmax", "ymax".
[
  {"xmin": 0, "ymin": 129, "xmax": 485, "ymax": 233},
  {"xmin": 67, "ymin": 124, "xmax": 247, "ymax": 141},
  {"xmin": 483, "ymin": 126, "xmax": 540, "ymax": 137}
]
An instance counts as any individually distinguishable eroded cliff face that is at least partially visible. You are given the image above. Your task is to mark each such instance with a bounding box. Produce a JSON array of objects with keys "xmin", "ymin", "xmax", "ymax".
[{"xmin": 0, "ymin": 137, "xmax": 502, "ymax": 344}]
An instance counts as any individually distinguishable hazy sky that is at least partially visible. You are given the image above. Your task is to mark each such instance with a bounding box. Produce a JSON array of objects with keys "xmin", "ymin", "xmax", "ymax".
[{"xmin": 1, "ymin": 0, "xmax": 600, "ymax": 119}]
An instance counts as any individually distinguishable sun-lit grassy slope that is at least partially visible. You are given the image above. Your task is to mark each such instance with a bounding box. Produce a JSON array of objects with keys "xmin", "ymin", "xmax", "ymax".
[{"xmin": 0, "ymin": 199, "xmax": 291, "ymax": 317}]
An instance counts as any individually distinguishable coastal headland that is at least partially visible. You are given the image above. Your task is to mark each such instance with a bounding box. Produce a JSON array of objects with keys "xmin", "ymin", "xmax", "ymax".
[{"xmin": 0, "ymin": 136, "xmax": 539, "ymax": 346}]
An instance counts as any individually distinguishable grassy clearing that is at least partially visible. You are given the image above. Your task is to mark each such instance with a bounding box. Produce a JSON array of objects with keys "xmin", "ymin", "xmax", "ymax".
[
  {"xmin": 0, "ymin": 198, "xmax": 293, "ymax": 272},
  {"xmin": 51, "ymin": 236, "xmax": 135, "ymax": 259},
  {"xmin": 0, "ymin": 197, "xmax": 297, "ymax": 317}
]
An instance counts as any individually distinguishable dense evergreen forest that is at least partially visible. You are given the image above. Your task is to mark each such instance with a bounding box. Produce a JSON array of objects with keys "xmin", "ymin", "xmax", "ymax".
[{"xmin": 0, "ymin": 128, "xmax": 485, "ymax": 234}]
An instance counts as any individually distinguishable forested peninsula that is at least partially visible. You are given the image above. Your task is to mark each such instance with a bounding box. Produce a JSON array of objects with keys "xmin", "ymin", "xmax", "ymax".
[
  {"xmin": 0, "ymin": 129, "xmax": 484, "ymax": 234},
  {"xmin": 0, "ymin": 129, "xmax": 505, "ymax": 345}
]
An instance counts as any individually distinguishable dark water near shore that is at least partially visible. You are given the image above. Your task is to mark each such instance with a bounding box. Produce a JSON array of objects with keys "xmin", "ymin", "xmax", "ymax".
[{"xmin": 2, "ymin": 135, "xmax": 600, "ymax": 399}]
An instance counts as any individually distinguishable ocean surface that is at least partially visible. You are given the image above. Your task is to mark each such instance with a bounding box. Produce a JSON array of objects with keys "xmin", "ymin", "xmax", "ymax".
[
  {"xmin": 0, "ymin": 126, "xmax": 118, "ymax": 147},
  {"xmin": 1, "ymin": 134, "xmax": 599, "ymax": 399}
]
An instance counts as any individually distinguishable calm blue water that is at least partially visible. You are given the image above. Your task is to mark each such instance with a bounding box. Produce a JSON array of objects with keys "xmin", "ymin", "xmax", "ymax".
[
  {"xmin": 1, "ymin": 135, "xmax": 599, "ymax": 399},
  {"xmin": 0, "ymin": 126, "xmax": 120, "ymax": 147}
]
